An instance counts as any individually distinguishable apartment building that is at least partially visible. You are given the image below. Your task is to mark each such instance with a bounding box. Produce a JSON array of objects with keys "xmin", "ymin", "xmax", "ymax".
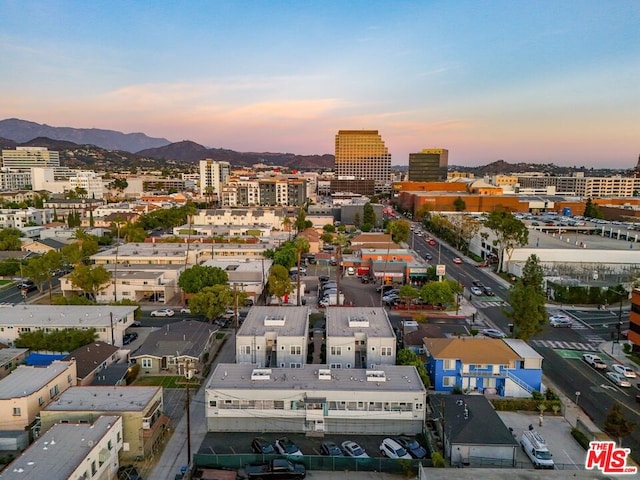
[
  {"xmin": 1, "ymin": 415, "xmax": 123, "ymax": 480},
  {"xmin": 0, "ymin": 207, "xmax": 54, "ymax": 228},
  {"xmin": 236, "ymin": 306, "xmax": 310, "ymax": 367},
  {"xmin": 205, "ymin": 364, "xmax": 426, "ymax": 434},
  {"xmin": 334, "ymin": 130, "xmax": 392, "ymax": 194},
  {"xmin": 200, "ymin": 159, "xmax": 231, "ymax": 197},
  {"xmin": 68, "ymin": 170, "xmax": 105, "ymax": 199},
  {"xmin": 192, "ymin": 207, "xmax": 290, "ymax": 230},
  {"xmin": 0, "ymin": 168, "xmax": 32, "ymax": 191},
  {"xmin": 41, "ymin": 386, "xmax": 166, "ymax": 461},
  {"xmin": 0, "ymin": 360, "xmax": 77, "ymax": 434},
  {"xmin": 517, "ymin": 173, "xmax": 640, "ymax": 198},
  {"xmin": 325, "ymin": 307, "xmax": 396, "ymax": 369}
]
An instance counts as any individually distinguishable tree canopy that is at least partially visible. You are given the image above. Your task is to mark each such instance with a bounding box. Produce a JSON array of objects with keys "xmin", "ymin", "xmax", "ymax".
[
  {"xmin": 16, "ymin": 328, "xmax": 98, "ymax": 352},
  {"xmin": 267, "ymin": 264, "xmax": 293, "ymax": 304},
  {"xmin": 363, "ymin": 202, "xmax": 376, "ymax": 227},
  {"xmin": 387, "ymin": 219, "xmax": 411, "ymax": 244},
  {"xmin": 604, "ymin": 402, "xmax": 636, "ymax": 447},
  {"xmin": 68, "ymin": 264, "xmax": 111, "ymax": 300},
  {"xmin": 420, "ymin": 279, "xmax": 461, "ymax": 305},
  {"xmin": 178, "ymin": 265, "xmax": 229, "ymax": 294},
  {"xmin": 505, "ymin": 254, "xmax": 547, "ymax": 341},
  {"xmin": 484, "ymin": 208, "xmax": 529, "ymax": 272},
  {"xmin": 188, "ymin": 285, "xmax": 234, "ymax": 322},
  {"xmin": 0, "ymin": 228, "xmax": 23, "ymax": 251},
  {"xmin": 396, "ymin": 348, "xmax": 430, "ymax": 388}
]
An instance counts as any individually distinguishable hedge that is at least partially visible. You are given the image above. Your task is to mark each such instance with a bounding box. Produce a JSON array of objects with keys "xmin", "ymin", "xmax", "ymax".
[
  {"xmin": 491, "ymin": 398, "xmax": 563, "ymax": 413},
  {"xmin": 571, "ymin": 428, "xmax": 590, "ymax": 450}
]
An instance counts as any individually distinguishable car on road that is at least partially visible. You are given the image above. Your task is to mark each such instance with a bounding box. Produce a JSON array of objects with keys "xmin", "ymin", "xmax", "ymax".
[
  {"xmin": 452, "ymin": 257, "xmax": 463, "ymax": 264},
  {"xmin": 428, "ymin": 239, "xmax": 436, "ymax": 246},
  {"xmin": 275, "ymin": 437, "xmax": 303, "ymax": 456},
  {"xmin": 379, "ymin": 438, "xmax": 412, "ymax": 459},
  {"xmin": 481, "ymin": 328, "xmax": 506, "ymax": 339},
  {"xmin": 611, "ymin": 364, "xmax": 637, "ymax": 378},
  {"xmin": 341, "ymin": 440, "xmax": 369, "ymax": 458},
  {"xmin": 130, "ymin": 320, "xmax": 141, "ymax": 327},
  {"xmin": 150, "ymin": 308, "xmax": 175, "ymax": 317},
  {"xmin": 424, "ymin": 253, "xmax": 432, "ymax": 260},
  {"xmin": 320, "ymin": 441, "xmax": 343, "ymax": 456},
  {"xmin": 251, "ymin": 437, "xmax": 275, "ymax": 454},
  {"xmin": 472, "ymin": 280, "xmax": 484, "ymax": 288},
  {"xmin": 470, "ymin": 286, "xmax": 483, "ymax": 296},
  {"xmin": 346, "ymin": 267, "xmax": 355, "ymax": 275},
  {"xmin": 606, "ymin": 371, "xmax": 632, "ymax": 388},
  {"xmin": 583, "ymin": 353, "xmax": 607, "ymax": 370},
  {"xmin": 549, "ymin": 316, "xmax": 572, "ymax": 328},
  {"xmin": 318, "ymin": 275, "xmax": 330, "ymax": 283},
  {"xmin": 180, "ymin": 307, "xmax": 191, "ymax": 314},
  {"xmin": 482, "ymin": 286, "xmax": 494, "ymax": 296},
  {"xmin": 394, "ymin": 435, "xmax": 427, "ymax": 459},
  {"xmin": 17, "ymin": 282, "xmax": 37, "ymax": 292}
]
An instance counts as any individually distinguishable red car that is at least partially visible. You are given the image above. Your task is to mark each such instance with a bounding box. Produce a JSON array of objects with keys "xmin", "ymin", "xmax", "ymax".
[{"xmin": 428, "ymin": 240, "xmax": 436, "ymax": 246}]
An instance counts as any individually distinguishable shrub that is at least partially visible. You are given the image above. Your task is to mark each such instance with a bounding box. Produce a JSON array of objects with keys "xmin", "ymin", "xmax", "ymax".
[
  {"xmin": 531, "ymin": 390, "xmax": 543, "ymax": 401},
  {"xmin": 544, "ymin": 388, "xmax": 560, "ymax": 401},
  {"xmin": 431, "ymin": 451, "xmax": 446, "ymax": 468},
  {"xmin": 491, "ymin": 398, "xmax": 562, "ymax": 413},
  {"xmin": 571, "ymin": 428, "xmax": 590, "ymax": 450}
]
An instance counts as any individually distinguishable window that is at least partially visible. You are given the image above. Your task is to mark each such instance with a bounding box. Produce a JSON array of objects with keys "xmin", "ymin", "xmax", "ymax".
[
  {"xmin": 12, "ymin": 407, "xmax": 20, "ymax": 416},
  {"xmin": 209, "ymin": 400, "xmax": 217, "ymax": 407},
  {"xmin": 290, "ymin": 345, "xmax": 301, "ymax": 355},
  {"xmin": 330, "ymin": 363, "xmax": 342, "ymax": 368},
  {"xmin": 381, "ymin": 347, "xmax": 392, "ymax": 356},
  {"xmin": 49, "ymin": 385, "xmax": 59, "ymax": 398},
  {"xmin": 442, "ymin": 376, "xmax": 456, "ymax": 386},
  {"xmin": 443, "ymin": 359, "xmax": 456, "ymax": 370},
  {"xmin": 290, "ymin": 363, "xmax": 301, "ymax": 368},
  {"xmin": 91, "ymin": 461, "xmax": 97, "ymax": 476},
  {"xmin": 239, "ymin": 345, "xmax": 250, "ymax": 355},
  {"xmin": 330, "ymin": 346, "xmax": 342, "ymax": 355},
  {"xmin": 141, "ymin": 358, "xmax": 152, "ymax": 369},
  {"xmin": 38, "ymin": 396, "xmax": 44, "ymax": 406}
]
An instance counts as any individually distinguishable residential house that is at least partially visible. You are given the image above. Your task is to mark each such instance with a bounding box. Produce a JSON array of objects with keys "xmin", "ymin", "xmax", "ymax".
[
  {"xmin": 430, "ymin": 394, "xmax": 518, "ymax": 467},
  {"xmin": 0, "ymin": 305, "xmax": 137, "ymax": 348},
  {"xmin": 206, "ymin": 364, "xmax": 426, "ymax": 435},
  {"xmin": 424, "ymin": 337, "xmax": 543, "ymax": 397},
  {"xmin": 63, "ymin": 341, "xmax": 121, "ymax": 386},
  {"xmin": 325, "ymin": 307, "xmax": 396, "ymax": 369},
  {"xmin": 0, "ymin": 360, "xmax": 77, "ymax": 437},
  {"xmin": 296, "ymin": 228, "xmax": 321, "ymax": 254},
  {"xmin": 131, "ymin": 321, "xmax": 217, "ymax": 377},
  {"xmin": 235, "ymin": 306, "xmax": 309, "ymax": 367},
  {"xmin": 41, "ymin": 386, "xmax": 166, "ymax": 461},
  {"xmin": 20, "ymin": 237, "xmax": 67, "ymax": 254},
  {"xmin": 0, "ymin": 348, "xmax": 29, "ymax": 380},
  {"xmin": 200, "ymin": 258, "xmax": 273, "ymax": 305},
  {"xmin": 1, "ymin": 415, "xmax": 123, "ymax": 480}
]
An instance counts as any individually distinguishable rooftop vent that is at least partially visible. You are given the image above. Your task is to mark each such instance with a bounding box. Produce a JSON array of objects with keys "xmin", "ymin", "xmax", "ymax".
[
  {"xmin": 348, "ymin": 315, "xmax": 369, "ymax": 328},
  {"xmin": 366, "ymin": 370, "xmax": 386, "ymax": 382},
  {"xmin": 264, "ymin": 315, "xmax": 286, "ymax": 326},
  {"xmin": 318, "ymin": 368, "xmax": 332, "ymax": 380},
  {"xmin": 251, "ymin": 368, "xmax": 272, "ymax": 381}
]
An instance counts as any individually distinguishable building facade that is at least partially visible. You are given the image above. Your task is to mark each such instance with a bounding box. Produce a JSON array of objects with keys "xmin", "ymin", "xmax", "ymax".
[
  {"xmin": 334, "ymin": 130, "xmax": 391, "ymax": 194},
  {"xmin": 200, "ymin": 159, "xmax": 231, "ymax": 198},
  {"xmin": 408, "ymin": 148, "xmax": 448, "ymax": 182},
  {"xmin": 1, "ymin": 147, "xmax": 61, "ymax": 171}
]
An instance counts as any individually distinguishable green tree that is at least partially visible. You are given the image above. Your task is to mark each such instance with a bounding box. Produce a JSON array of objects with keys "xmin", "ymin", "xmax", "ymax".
[
  {"xmin": 604, "ymin": 402, "xmax": 636, "ymax": 447},
  {"xmin": 398, "ymin": 284, "xmax": 420, "ymax": 305},
  {"xmin": 68, "ymin": 264, "xmax": 111, "ymax": 300},
  {"xmin": 420, "ymin": 280, "xmax": 460, "ymax": 306},
  {"xmin": 24, "ymin": 250, "xmax": 63, "ymax": 300},
  {"xmin": 115, "ymin": 221, "xmax": 146, "ymax": 243},
  {"xmin": 267, "ymin": 264, "xmax": 293, "ymax": 304},
  {"xmin": 453, "ymin": 196, "xmax": 466, "ymax": 212},
  {"xmin": 387, "ymin": 219, "xmax": 411, "ymax": 244},
  {"xmin": 583, "ymin": 198, "xmax": 604, "ymax": 219},
  {"xmin": 505, "ymin": 255, "xmax": 547, "ymax": 340},
  {"xmin": 396, "ymin": 348, "xmax": 430, "ymax": 388},
  {"xmin": 363, "ymin": 202, "xmax": 376, "ymax": 226},
  {"xmin": 0, "ymin": 228, "xmax": 23, "ymax": 251},
  {"xmin": 354, "ymin": 212, "xmax": 361, "ymax": 227},
  {"xmin": 189, "ymin": 285, "xmax": 234, "ymax": 322},
  {"xmin": 323, "ymin": 224, "xmax": 336, "ymax": 233},
  {"xmin": 484, "ymin": 208, "xmax": 529, "ymax": 272},
  {"xmin": 15, "ymin": 328, "xmax": 98, "ymax": 352},
  {"xmin": 294, "ymin": 209, "xmax": 308, "ymax": 233},
  {"xmin": 178, "ymin": 265, "xmax": 229, "ymax": 294}
]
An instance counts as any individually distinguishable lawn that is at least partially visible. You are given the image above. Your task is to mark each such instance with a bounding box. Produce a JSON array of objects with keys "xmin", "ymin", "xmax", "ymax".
[{"xmin": 133, "ymin": 375, "xmax": 195, "ymax": 389}]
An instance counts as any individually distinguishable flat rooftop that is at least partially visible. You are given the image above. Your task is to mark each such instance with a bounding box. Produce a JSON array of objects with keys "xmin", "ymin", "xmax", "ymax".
[
  {"xmin": 207, "ymin": 364, "xmax": 425, "ymax": 393},
  {"xmin": 203, "ymin": 258, "xmax": 271, "ymax": 274},
  {"xmin": 2, "ymin": 416, "xmax": 120, "ymax": 480},
  {"xmin": 237, "ymin": 306, "xmax": 309, "ymax": 338},
  {"xmin": 0, "ymin": 348, "xmax": 28, "ymax": 364},
  {"xmin": 0, "ymin": 305, "xmax": 136, "ymax": 327},
  {"xmin": 43, "ymin": 386, "xmax": 161, "ymax": 412},
  {"xmin": 93, "ymin": 242, "xmax": 267, "ymax": 258},
  {"xmin": 325, "ymin": 307, "xmax": 394, "ymax": 338},
  {"xmin": 0, "ymin": 361, "xmax": 74, "ymax": 399}
]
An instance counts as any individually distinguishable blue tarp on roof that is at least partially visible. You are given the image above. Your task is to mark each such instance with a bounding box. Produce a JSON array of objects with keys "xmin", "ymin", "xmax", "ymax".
[{"xmin": 24, "ymin": 353, "xmax": 66, "ymax": 366}]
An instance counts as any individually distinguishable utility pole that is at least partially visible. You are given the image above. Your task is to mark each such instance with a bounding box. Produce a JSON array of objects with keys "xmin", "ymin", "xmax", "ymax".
[
  {"xmin": 336, "ymin": 244, "xmax": 341, "ymax": 306},
  {"xmin": 176, "ymin": 358, "xmax": 196, "ymax": 467},
  {"xmin": 296, "ymin": 249, "xmax": 302, "ymax": 306}
]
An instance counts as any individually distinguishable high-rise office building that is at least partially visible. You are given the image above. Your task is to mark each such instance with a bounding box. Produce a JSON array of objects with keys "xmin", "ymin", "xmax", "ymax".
[
  {"xmin": 2, "ymin": 146, "xmax": 62, "ymax": 172},
  {"xmin": 334, "ymin": 130, "xmax": 391, "ymax": 193},
  {"xmin": 408, "ymin": 148, "xmax": 448, "ymax": 182},
  {"xmin": 199, "ymin": 159, "xmax": 230, "ymax": 198}
]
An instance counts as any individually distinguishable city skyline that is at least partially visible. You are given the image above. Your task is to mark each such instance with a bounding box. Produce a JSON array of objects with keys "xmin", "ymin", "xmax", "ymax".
[{"xmin": 0, "ymin": 1, "xmax": 638, "ymax": 168}]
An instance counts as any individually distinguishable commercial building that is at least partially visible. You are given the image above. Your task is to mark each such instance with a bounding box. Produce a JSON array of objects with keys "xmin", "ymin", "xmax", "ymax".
[
  {"xmin": 517, "ymin": 173, "xmax": 640, "ymax": 198},
  {"xmin": 408, "ymin": 148, "xmax": 448, "ymax": 182},
  {"xmin": 1, "ymin": 147, "xmax": 61, "ymax": 172},
  {"xmin": 205, "ymin": 364, "xmax": 426, "ymax": 435},
  {"xmin": 334, "ymin": 130, "xmax": 391, "ymax": 194},
  {"xmin": 40, "ymin": 386, "xmax": 166, "ymax": 461},
  {"xmin": 325, "ymin": 307, "xmax": 396, "ymax": 369},
  {"xmin": 200, "ymin": 159, "xmax": 231, "ymax": 198}
]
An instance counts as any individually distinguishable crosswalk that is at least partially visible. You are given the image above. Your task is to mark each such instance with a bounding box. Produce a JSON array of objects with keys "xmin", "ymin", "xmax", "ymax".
[
  {"xmin": 474, "ymin": 301, "xmax": 505, "ymax": 308},
  {"xmin": 531, "ymin": 339, "xmax": 600, "ymax": 352}
]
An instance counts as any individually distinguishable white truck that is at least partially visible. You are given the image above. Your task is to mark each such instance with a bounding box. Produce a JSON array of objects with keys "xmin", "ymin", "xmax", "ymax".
[
  {"xmin": 520, "ymin": 430, "xmax": 554, "ymax": 469},
  {"xmin": 319, "ymin": 292, "xmax": 345, "ymax": 307}
]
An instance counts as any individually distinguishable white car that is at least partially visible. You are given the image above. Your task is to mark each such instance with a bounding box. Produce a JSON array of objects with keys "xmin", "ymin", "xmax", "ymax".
[
  {"xmin": 611, "ymin": 364, "xmax": 637, "ymax": 378},
  {"xmin": 180, "ymin": 307, "xmax": 191, "ymax": 314},
  {"xmin": 150, "ymin": 308, "xmax": 174, "ymax": 317},
  {"xmin": 341, "ymin": 440, "xmax": 369, "ymax": 458},
  {"xmin": 380, "ymin": 438, "xmax": 412, "ymax": 459},
  {"xmin": 606, "ymin": 372, "xmax": 632, "ymax": 388},
  {"xmin": 583, "ymin": 353, "xmax": 607, "ymax": 370},
  {"xmin": 549, "ymin": 316, "xmax": 572, "ymax": 328},
  {"xmin": 481, "ymin": 328, "xmax": 506, "ymax": 339},
  {"xmin": 275, "ymin": 437, "xmax": 303, "ymax": 456},
  {"xmin": 346, "ymin": 266, "xmax": 355, "ymax": 275},
  {"xmin": 470, "ymin": 286, "xmax": 483, "ymax": 296}
]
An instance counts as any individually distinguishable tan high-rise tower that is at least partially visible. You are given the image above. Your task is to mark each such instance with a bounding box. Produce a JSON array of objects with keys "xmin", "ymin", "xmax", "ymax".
[{"xmin": 334, "ymin": 130, "xmax": 391, "ymax": 193}]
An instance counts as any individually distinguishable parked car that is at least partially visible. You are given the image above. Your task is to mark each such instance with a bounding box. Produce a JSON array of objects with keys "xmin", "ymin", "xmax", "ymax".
[
  {"xmin": 346, "ymin": 267, "xmax": 355, "ymax": 275},
  {"xmin": 611, "ymin": 364, "xmax": 637, "ymax": 378},
  {"xmin": 341, "ymin": 440, "xmax": 369, "ymax": 458},
  {"xmin": 118, "ymin": 465, "xmax": 142, "ymax": 480},
  {"xmin": 238, "ymin": 458, "xmax": 305, "ymax": 480},
  {"xmin": 472, "ymin": 280, "xmax": 484, "ymax": 288},
  {"xmin": 320, "ymin": 441, "xmax": 343, "ymax": 456},
  {"xmin": 379, "ymin": 438, "xmax": 412, "ymax": 459},
  {"xmin": 251, "ymin": 437, "xmax": 275, "ymax": 454},
  {"xmin": 275, "ymin": 437, "xmax": 303, "ymax": 456},
  {"xmin": 583, "ymin": 353, "xmax": 607, "ymax": 370},
  {"xmin": 470, "ymin": 286, "xmax": 483, "ymax": 296},
  {"xmin": 482, "ymin": 286, "xmax": 494, "ymax": 296},
  {"xmin": 17, "ymin": 281, "xmax": 37, "ymax": 292},
  {"xmin": 150, "ymin": 308, "xmax": 175, "ymax": 317},
  {"xmin": 606, "ymin": 372, "xmax": 632, "ymax": 388},
  {"xmin": 123, "ymin": 332, "xmax": 138, "ymax": 345},
  {"xmin": 180, "ymin": 307, "xmax": 191, "ymax": 314},
  {"xmin": 452, "ymin": 257, "xmax": 463, "ymax": 264},
  {"xmin": 394, "ymin": 436, "xmax": 427, "ymax": 459},
  {"xmin": 424, "ymin": 253, "xmax": 433, "ymax": 260},
  {"xmin": 130, "ymin": 320, "xmax": 142, "ymax": 327},
  {"xmin": 318, "ymin": 275, "xmax": 330, "ymax": 283},
  {"xmin": 481, "ymin": 328, "xmax": 506, "ymax": 339}
]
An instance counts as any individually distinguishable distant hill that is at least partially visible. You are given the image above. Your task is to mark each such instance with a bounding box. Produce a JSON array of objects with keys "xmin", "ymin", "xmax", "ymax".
[{"xmin": 0, "ymin": 118, "xmax": 171, "ymax": 152}]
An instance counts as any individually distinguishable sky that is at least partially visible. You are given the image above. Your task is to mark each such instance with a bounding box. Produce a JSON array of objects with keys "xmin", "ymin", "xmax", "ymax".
[{"xmin": 0, "ymin": 1, "xmax": 638, "ymax": 168}]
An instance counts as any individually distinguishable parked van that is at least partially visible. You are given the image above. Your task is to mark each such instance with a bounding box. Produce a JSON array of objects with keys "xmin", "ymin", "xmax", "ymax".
[{"xmin": 520, "ymin": 430, "xmax": 554, "ymax": 469}]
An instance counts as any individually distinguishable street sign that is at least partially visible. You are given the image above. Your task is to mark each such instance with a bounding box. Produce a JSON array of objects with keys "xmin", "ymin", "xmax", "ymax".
[{"xmin": 436, "ymin": 264, "xmax": 446, "ymax": 276}]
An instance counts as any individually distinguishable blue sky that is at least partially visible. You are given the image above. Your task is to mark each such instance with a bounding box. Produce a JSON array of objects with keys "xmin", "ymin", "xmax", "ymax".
[{"xmin": 1, "ymin": 0, "xmax": 638, "ymax": 167}]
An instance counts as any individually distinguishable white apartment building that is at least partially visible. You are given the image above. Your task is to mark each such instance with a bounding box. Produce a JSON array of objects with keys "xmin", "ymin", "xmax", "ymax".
[
  {"xmin": 200, "ymin": 159, "xmax": 231, "ymax": 197},
  {"xmin": 0, "ymin": 168, "xmax": 32, "ymax": 191},
  {"xmin": 236, "ymin": 306, "xmax": 310, "ymax": 367},
  {"xmin": 0, "ymin": 207, "xmax": 54, "ymax": 228},
  {"xmin": 325, "ymin": 307, "xmax": 397, "ymax": 369},
  {"xmin": 205, "ymin": 364, "xmax": 426, "ymax": 434},
  {"xmin": 517, "ymin": 173, "xmax": 640, "ymax": 198},
  {"xmin": 0, "ymin": 306, "xmax": 137, "ymax": 348},
  {"xmin": 1, "ymin": 415, "xmax": 123, "ymax": 480},
  {"xmin": 68, "ymin": 170, "xmax": 105, "ymax": 199},
  {"xmin": 192, "ymin": 207, "xmax": 290, "ymax": 230},
  {"xmin": 1, "ymin": 147, "xmax": 61, "ymax": 171}
]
